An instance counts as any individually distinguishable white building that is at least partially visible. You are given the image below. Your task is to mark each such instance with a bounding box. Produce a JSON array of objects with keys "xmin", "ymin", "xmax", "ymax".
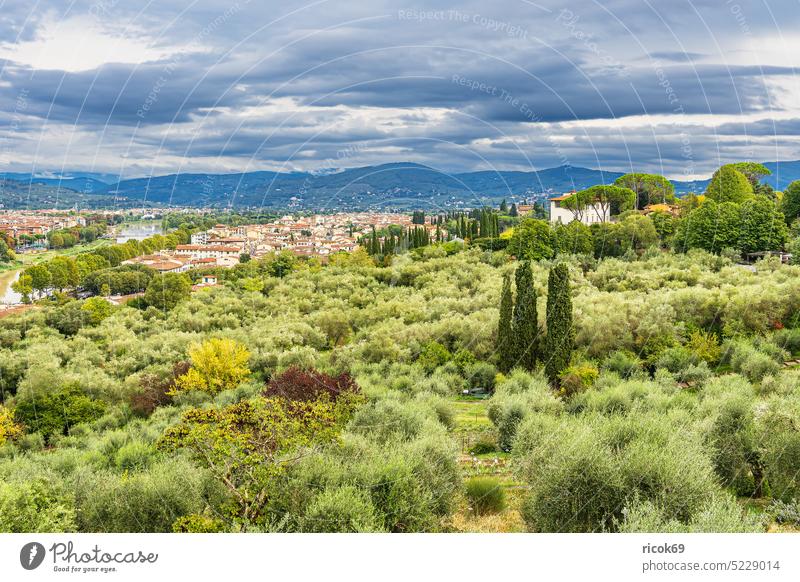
[
  {"xmin": 549, "ymin": 193, "xmax": 611, "ymax": 225},
  {"xmin": 191, "ymin": 232, "xmax": 209, "ymax": 245}
]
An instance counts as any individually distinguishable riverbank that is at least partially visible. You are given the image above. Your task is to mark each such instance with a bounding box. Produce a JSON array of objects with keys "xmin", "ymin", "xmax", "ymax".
[
  {"xmin": 112, "ymin": 220, "xmax": 164, "ymax": 243},
  {"xmin": 0, "ymin": 239, "xmax": 115, "ymax": 304},
  {"xmin": 0, "ymin": 269, "xmax": 21, "ymax": 304},
  {"xmin": 16, "ymin": 238, "xmax": 113, "ymax": 267}
]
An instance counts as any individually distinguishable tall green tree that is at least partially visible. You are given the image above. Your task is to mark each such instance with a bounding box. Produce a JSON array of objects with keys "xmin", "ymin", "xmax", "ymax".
[
  {"xmin": 47, "ymin": 256, "xmax": 79, "ymax": 291},
  {"xmin": 496, "ymin": 273, "xmax": 515, "ymax": 373},
  {"xmin": 738, "ymin": 196, "xmax": 788, "ymax": 254},
  {"xmin": 26, "ymin": 264, "xmax": 52, "ymax": 296},
  {"xmin": 727, "ymin": 162, "xmax": 771, "ymax": 190},
  {"xmin": 544, "ymin": 263, "xmax": 574, "ymax": 386},
  {"xmin": 144, "ymin": 273, "xmax": 191, "ymax": 311},
  {"xmin": 554, "ymin": 220, "xmax": 594, "ymax": 256},
  {"xmin": 674, "ymin": 200, "xmax": 740, "ymax": 254},
  {"xmin": 614, "ymin": 173, "xmax": 675, "ymax": 209},
  {"xmin": 705, "ymin": 166, "xmax": 754, "ymax": 204},
  {"xmin": 615, "ymin": 214, "xmax": 659, "ymax": 253},
  {"xmin": 512, "ymin": 261, "xmax": 538, "ymax": 371},
  {"xmin": 508, "ymin": 218, "xmax": 554, "ymax": 261},
  {"xmin": 0, "ymin": 239, "xmax": 15, "ymax": 263},
  {"xmin": 561, "ymin": 185, "xmax": 636, "ymax": 222},
  {"xmin": 11, "ymin": 274, "xmax": 33, "ymax": 303},
  {"xmin": 781, "ymin": 180, "xmax": 800, "ymax": 224},
  {"xmin": 649, "ymin": 210, "xmax": 679, "ymax": 246}
]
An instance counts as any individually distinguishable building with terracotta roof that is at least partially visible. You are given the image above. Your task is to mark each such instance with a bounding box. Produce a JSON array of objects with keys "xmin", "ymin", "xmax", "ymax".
[{"xmin": 123, "ymin": 254, "xmax": 190, "ymax": 273}]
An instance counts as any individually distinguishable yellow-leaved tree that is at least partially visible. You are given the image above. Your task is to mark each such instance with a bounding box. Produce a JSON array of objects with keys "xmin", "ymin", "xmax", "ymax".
[
  {"xmin": 0, "ymin": 405, "xmax": 22, "ymax": 445},
  {"xmin": 175, "ymin": 338, "xmax": 251, "ymax": 395}
]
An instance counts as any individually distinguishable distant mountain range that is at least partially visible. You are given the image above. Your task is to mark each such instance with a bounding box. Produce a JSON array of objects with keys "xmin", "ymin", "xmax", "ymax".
[
  {"xmin": 0, "ymin": 179, "xmax": 122, "ymax": 210},
  {"xmin": 3, "ymin": 161, "xmax": 800, "ymax": 210}
]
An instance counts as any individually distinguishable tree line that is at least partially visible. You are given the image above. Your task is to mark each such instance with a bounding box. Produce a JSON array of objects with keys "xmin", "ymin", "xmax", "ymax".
[{"xmin": 12, "ymin": 230, "xmax": 192, "ymax": 302}]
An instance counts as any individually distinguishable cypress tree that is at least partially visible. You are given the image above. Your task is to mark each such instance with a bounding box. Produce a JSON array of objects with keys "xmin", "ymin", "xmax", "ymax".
[
  {"xmin": 544, "ymin": 262, "xmax": 574, "ymax": 386},
  {"xmin": 370, "ymin": 227, "xmax": 379, "ymax": 255},
  {"xmin": 497, "ymin": 273, "xmax": 515, "ymax": 373},
  {"xmin": 512, "ymin": 260, "xmax": 538, "ymax": 371}
]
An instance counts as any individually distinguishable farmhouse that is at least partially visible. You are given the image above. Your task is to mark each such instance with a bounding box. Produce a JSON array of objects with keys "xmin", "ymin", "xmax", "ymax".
[{"xmin": 549, "ymin": 193, "xmax": 611, "ymax": 225}]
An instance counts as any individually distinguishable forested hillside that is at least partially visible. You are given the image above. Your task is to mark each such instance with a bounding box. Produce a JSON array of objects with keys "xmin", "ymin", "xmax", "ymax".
[{"xmin": 2, "ymin": 245, "xmax": 800, "ymax": 532}]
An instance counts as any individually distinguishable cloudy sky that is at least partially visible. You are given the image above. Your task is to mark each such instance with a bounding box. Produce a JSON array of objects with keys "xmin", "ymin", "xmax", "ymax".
[{"xmin": 0, "ymin": 0, "xmax": 798, "ymax": 180}]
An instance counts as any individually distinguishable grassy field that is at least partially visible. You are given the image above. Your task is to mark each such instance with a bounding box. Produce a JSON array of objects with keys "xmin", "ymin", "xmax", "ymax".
[
  {"xmin": 16, "ymin": 238, "xmax": 113, "ymax": 266},
  {"xmin": 449, "ymin": 395, "xmax": 527, "ymax": 532},
  {"xmin": 451, "ymin": 397, "xmax": 493, "ymax": 435}
]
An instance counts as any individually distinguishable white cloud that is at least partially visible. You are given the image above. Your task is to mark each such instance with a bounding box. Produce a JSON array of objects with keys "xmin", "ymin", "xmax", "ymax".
[{"xmin": 0, "ymin": 15, "xmax": 179, "ymax": 72}]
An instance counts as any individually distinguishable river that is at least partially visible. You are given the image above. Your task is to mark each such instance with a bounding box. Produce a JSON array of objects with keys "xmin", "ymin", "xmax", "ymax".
[
  {"xmin": 0, "ymin": 222, "xmax": 165, "ymax": 305},
  {"xmin": 0, "ymin": 269, "xmax": 22, "ymax": 305},
  {"xmin": 116, "ymin": 221, "xmax": 164, "ymax": 243}
]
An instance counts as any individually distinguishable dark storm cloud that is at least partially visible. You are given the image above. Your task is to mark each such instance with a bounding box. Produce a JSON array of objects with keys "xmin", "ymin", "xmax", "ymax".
[
  {"xmin": 715, "ymin": 118, "xmax": 800, "ymax": 136},
  {"xmin": 0, "ymin": 0, "xmax": 798, "ymax": 175},
  {"xmin": 647, "ymin": 52, "xmax": 706, "ymax": 63},
  {"xmin": 0, "ymin": 57, "xmax": 253, "ymax": 125}
]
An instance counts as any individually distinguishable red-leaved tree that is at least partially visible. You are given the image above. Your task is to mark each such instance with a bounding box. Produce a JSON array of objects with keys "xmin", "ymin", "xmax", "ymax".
[{"xmin": 263, "ymin": 366, "xmax": 358, "ymax": 403}]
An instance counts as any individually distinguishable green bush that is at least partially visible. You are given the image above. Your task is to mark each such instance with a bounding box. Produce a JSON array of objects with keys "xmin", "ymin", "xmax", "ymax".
[
  {"xmin": 75, "ymin": 460, "xmax": 221, "ymax": 532},
  {"xmin": 724, "ymin": 341, "xmax": 783, "ymax": 382},
  {"xmin": 417, "ymin": 341, "xmax": 451, "ymax": 373},
  {"xmin": 465, "ymin": 362, "xmax": 497, "ymax": 392},
  {"xmin": 675, "ymin": 361, "xmax": 712, "ymax": 385},
  {"xmin": 349, "ymin": 399, "xmax": 437, "ymax": 444},
  {"xmin": 0, "ymin": 480, "xmax": 76, "ymax": 532},
  {"xmin": 558, "ymin": 362, "xmax": 599, "ymax": 397},
  {"xmin": 403, "ymin": 435, "xmax": 461, "ymax": 518},
  {"xmin": 266, "ymin": 433, "xmax": 459, "ymax": 533},
  {"xmin": 488, "ymin": 397, "xmax": 525, "ymax": 452},
  {"xmin": 758, "ymin": 371, "xmax": 800, "ymax": 396},
  {"xmin": 303, "ymin": 486, "xmax": 384, "ymax": 532},
  {"xmin": 768, "ymin": 500, "xmax": 800, "ymax": 526},
  {"xmin": 520, "ymin": 435, "xmax": 624, "ymax": 532},
  {"xmin": 771, "ymin": 328, "xmax": 800, "ymax": 355},
  {"xmin": 739, "ymin": 351, "xmax": 781, "ymax": 382},
  {"xmin": 14, "ymin": 385, "xmax": 106, "ymax": 442},
  {"xmin": 618, "ymin": 435, "xmax": 718, "ymax": 523},
  {"xmin": 489, "ymin": 370, "xmax": 563, "ymax": 451},
  {"xmin": 602, "ymin": 350, "xmax": 642, "ymax": 379},
  {"xmin": 114, "ymin": 441, "xmax": 155, "ymax": 472},
  {"xmin": 568, "ymin": 380, "xmax": 652, "ymax": 415},
  {"xmin": 707, "ymin": 395, "xmax": 760, "ymax": 495},
  {"xmin": 619, "ymin": 496, "xmax": 763, "ymax": 533},
  {"xmin": 752, "ymin": 337, "xmax": 790, "ymax": 363},
  {"xmin": 465, "ymin": 477, "xmax": 506, "ymax": 515},
  {"xmin": 517, "ymin": 412, "xmax": 721, "ymax": 532},
  {"xmin": 757, "ymin": 396, "xmax": 800, "ymax": 501},
  {"xmin": 415, "ymin": 394, "xmax": 455, "ymax": 430},
  {"xmin": 363, "ymin": 456, "xmax": 436, "ymax": 532},
  {"xmin": 654, "ymin": 346, "xmax": 697, "ymax": 374},
  {"xmin": 685, "ymin": 330, "xmax": 721, "ymax": 364}
]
